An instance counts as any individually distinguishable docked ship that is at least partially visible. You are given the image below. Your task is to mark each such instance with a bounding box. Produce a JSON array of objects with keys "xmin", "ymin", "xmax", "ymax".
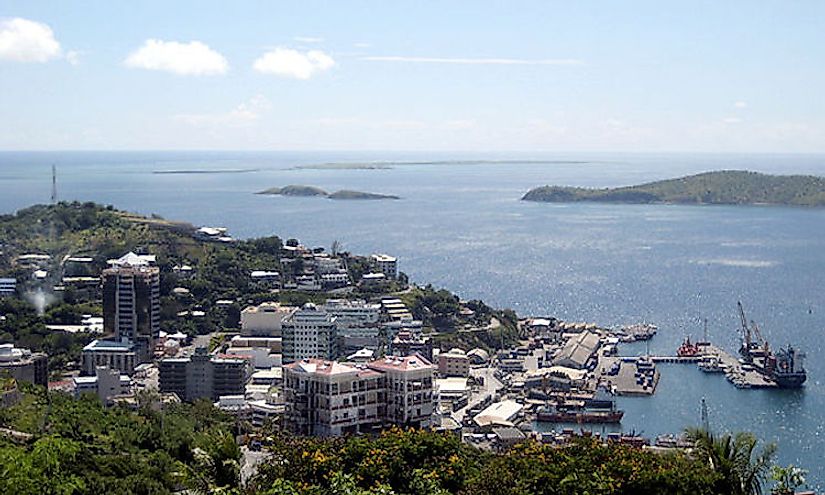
[
  {"xmin": 536, "ymin": 394, "xmax": 624, "ymax": 424},
  {"xmin": 737, "ymin": 302, "xmax": 807, "ymax": 388}
]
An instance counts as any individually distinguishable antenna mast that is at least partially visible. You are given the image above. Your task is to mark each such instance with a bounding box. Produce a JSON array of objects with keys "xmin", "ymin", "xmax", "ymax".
[
  {"xmin": 700, "ymin": 397, "xmax": 709, "ymax": 431},
  {"xmin": 51, "ymin": 165, "xmax": 58, "ymax": 204}
]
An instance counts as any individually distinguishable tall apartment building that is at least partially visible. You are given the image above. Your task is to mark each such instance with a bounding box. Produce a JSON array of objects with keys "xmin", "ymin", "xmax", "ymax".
[
  {"xmin": 368, "ymin": 355, "xmax": 435, "ymax": 428},
  {"xmin": 438, "ymin": 348, "xmax": 471, "ymax": 377},
  {"xmin": 283, "ymin": 354, "xmax": 435, "ymax": 436},
  {"xmin": 370, "ymin": 254, "xmax": 398, "ymax": 279},
  {"xmin": 283, "ymin": 359, "xmax": 385, "ymax": 436},
  {"xmin": 158, "ymin": 347, "xmax": 248, "ymax": 402},
  {"xmin": 0, "ymin": 344, "xmax": 48, "ymax": 387},
  {"xmin": 102, "ymin": 252, "xmax": 160, "ymax": 361},
  {"xmin": 281, "ymin": 303, "xmax": 338, "ymax": 364}
]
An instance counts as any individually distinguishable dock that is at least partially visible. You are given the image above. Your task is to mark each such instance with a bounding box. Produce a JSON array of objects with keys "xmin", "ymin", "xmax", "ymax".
[
  {"xmin": 701, "ymin": 344, "xmax": 777, "ymax": 389},
  {"xmin": 596, "ymin": 356, "xmax": 659, "ymax": 396}
]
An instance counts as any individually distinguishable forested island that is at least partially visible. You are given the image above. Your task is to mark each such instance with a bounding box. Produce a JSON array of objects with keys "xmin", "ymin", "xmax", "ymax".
[
  {"xmin": 256, "ymin": 185, "xmax": 400, "ymax": 200},
  {"xmin": 522, "ymin": 170, "xmax": 825, "ymax": 207}
]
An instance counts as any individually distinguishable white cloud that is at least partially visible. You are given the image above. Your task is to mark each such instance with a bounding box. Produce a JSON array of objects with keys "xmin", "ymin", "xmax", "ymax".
[
  {"xmin": 0, "ymin": 17, "xmax": 61, "ymax": 62},
  {"xmin": 253, "ymin": 47, "xmax": 335, "ymax": 79},
  {"xmin": 361, "ymin": 55, "xmax": 583, "ymax": 65},
  {"xmin": 722, "ymin": 117, "xmax": 742, "ymax": 124},
  {"xmin": 173, "ymin": 95, "xmax": 271, "ymax": 126},
  {"xmin": 124, "ymin": 39, "xmax": 228, "ymax": 75},
  {"xmin": 734, "ymin": 101, "xmax": 748, "ymax": 109},
  {"xmin": 294, "ymin": 36, "xmax": 324, "ymax": 43}
]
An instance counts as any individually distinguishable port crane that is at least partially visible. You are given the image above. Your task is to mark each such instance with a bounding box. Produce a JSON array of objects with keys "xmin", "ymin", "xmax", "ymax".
[{"xmin": 738, "ymin": 301, "xmax": 769, "ymax": 361}]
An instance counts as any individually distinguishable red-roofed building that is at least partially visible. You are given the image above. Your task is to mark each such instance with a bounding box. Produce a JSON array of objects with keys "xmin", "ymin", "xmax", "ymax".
[{"xmin": 283, "ymin": 353, "xmax": 435, "ymax": 436}]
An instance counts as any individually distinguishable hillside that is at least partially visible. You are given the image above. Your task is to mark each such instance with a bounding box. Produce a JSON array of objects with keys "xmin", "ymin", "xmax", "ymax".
[{"xmin": 522, "ymin": 170, "xmax": 825, "ymax": 207}]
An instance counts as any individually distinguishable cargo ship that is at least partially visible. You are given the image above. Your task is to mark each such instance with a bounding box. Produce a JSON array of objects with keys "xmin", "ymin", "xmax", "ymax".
[{"xmin": 737, "ymin": 302, "xmax": 807, "ymax": 388}]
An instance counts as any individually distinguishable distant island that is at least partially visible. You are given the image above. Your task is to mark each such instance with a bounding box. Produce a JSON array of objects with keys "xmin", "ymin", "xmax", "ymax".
[
  {"xmin": 256, "ymin": 185, "xmax": 400, "ymax": 200},
  {"xmin": 153, "ymin": 168, "xmax": 259, "ymax": 174},
  {"xmin": 293, "ymin": 159, "xmax": 589, "ymax": 170},
  {"xmin": 522, "ymin": 170, "xmax": 825, "ymax": 207}
]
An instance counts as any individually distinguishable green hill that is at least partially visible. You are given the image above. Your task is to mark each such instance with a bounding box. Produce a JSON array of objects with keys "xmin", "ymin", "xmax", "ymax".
[{"xmin": 522, "ymin": 170, "xmax": 825, "ymax": 207}]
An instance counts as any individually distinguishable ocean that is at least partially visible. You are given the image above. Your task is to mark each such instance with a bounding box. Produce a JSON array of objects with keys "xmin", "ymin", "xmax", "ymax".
[{"xmin": 2, "ymin": 150, "xmax": 824, "ymax": 486}]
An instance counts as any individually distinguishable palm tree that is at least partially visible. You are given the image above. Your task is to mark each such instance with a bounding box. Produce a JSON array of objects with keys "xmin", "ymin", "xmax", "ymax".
[{"xmin": 685, "ymin": 427, "xmax": 776, "ymax": 495}]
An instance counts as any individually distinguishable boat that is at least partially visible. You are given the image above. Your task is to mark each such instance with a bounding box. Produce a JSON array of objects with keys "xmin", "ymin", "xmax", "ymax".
[
  {"xmin": 677, "ymin": 336, "xmax": 701, "ymax": 357},
  {"xmin": 619, "ymin": 323, "xmax": 657, "ymax": 342},
  {"xmin": 536, "ymin": 395, "xmax": 624, "ymax": 424}
]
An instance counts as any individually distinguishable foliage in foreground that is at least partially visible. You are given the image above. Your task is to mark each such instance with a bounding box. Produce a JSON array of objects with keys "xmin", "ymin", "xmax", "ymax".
[
  {"xmin": 0, "ymin": 387, "xmax": 240, "ymax": 494},
  {"xmin": 249, "ymin": 428, "xmax": 722, "ymax": 495}
]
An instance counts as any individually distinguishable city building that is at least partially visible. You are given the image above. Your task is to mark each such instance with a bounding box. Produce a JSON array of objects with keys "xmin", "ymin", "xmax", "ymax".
[
  {"xmin": 438, "ymin": 348, "xmax": 470, "ymax": 377},
  {"xmin": 380, "ymin": 298, "xmax": 413, "ymax": 321},
  {"xmin": 240, "ymin": 302, "xmax": 295, "ymax": 337},
  {"xmin": 283, "ymin": 359, "xmax": 385, "ymax": 436},
  {"xmin": 324, "ymin": 299, "xmax": 381, "ymax": 329},
  {"xmin": 82, "ymin": 338, "xmax": 138, "ymax": 376},
  {"xmin": 73, "ymin": 366, "xmax": 131, "ymax": 405},
  {"xmin": 391, "ymin": 331, "xmax": 432, "ymax": 361},
  {"xmin": 0, "ymin": 278, "xmax": 16, "ymax": 297},
  {"xmin": 281, "ymin": 303, "xmax": 338, "ymax": 364},
  {"xmin": 367, "ymin": 354, "xmax": 435, "ymax": 429},
  {"xmin": 250, "ymin": 270, "xmax": 281, "ymax": 288},
  {"xmin": 0, "ymin": 344, "xmax": 48, "ymax": 387},
  {"xmin": 283, "ymin": 353, "xmax": 435, "ymax": 436},
  {"xmin": 371, "ymin": 254, "xmax": 398, "ymax": 279},
  {"xmin": 102, "ymin": 252, "xmax": 160, "ymax": 362},
  {"xmin": 553, "ymin": 331, "xmax": 601, "ymax": 369},
  {"xmin": 158, "ymin": 347, "xmax": 248, "ymax": 402}
]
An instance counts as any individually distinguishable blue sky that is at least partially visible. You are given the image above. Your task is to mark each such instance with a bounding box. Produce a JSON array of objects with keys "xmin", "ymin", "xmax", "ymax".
[{"xmin": 1, "ymin": 1, "xmax": 824, "ymax": 152}]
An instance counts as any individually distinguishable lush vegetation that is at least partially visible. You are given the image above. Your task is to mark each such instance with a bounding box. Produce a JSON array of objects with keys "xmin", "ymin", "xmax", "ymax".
[
  {"xmin": 257, "ymin": 185, "xmax": 400, "ymax": 200},
  {"xmin": 249, "ymin": 428, "xmax": 726, "ymax": 495},
  {"xmin": 522, "ymin": 170, "xmax": 825, "ymax": 207},
  {"xmin": 0, "ymin": 388, "xmax": 804, "ymax": 495},
  {"xmin": 0, "ymin": 386, "xmax": 240, "ymax": 494}
]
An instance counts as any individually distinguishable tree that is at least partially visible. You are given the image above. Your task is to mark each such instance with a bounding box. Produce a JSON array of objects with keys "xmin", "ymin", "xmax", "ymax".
[
  {"xmin": 686, "ymin": 427, "xmax": 776, "ymax": 495},
  {"xmin": 770, "ymin": 465, "xmax": 807, "ymax": 495}
]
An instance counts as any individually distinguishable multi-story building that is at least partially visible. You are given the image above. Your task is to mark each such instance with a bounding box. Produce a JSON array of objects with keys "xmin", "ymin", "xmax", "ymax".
[
  {"xmin": 82, "ymin": 338, "xmax": 138, "ymax": 375},
  {"xmin": 240, "ymin": 302, "xmax": 295, "ymax": 337},
  {"xmin": 281, "ymin": 303, "xmax": 338, "ymax": 364},
  {"xmin": 391, "ymin": 331, "xmax": 432, "ymax": 361},
  {"xmin": 282, "ymin": 353, "xmax": 435, "ymax": 436},
  {"xmin": 438, "ymin": 348, "xmax": 470, "ymax": 377},
  {"xmin": 73, "ymin": 366, "xmax": 131, "ymax": 405},
  {"xmin": 283, "ymin": 359, "xmax": 385, "ymax": 436},
  {"xmin": 158, "ymin": 347, "xmax": 248, "ymax": 402},
  {"xmin": 324, "ymin": 299, "xmax": 380, "ymax": 329},
  {"xmin": 102, "ymin": 252, "xmax": 160, "ymax": 361},
  {"xmin": 371, "ymin": 254, "xmax": 398, "ymax": 279},
  {"xmin": 368, "ymin": 355, "xmax": 435, "ymax": 428},
  {"xmin": 0, "ymin": 278, "xmax": 16, "ymax": 297},
  {"xmin": 0, "ymin": 344, "xmax": 48, "ymax": 387}
]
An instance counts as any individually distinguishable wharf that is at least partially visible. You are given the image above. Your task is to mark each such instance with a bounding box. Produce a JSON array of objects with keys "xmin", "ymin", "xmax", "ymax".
[
  {"xmin": 597, "ymin": 356, "xmax": 659, "ymax": 396},
  {"xmin": 701, "ymin": 344, "xmax": 777, "ymax": 389}
]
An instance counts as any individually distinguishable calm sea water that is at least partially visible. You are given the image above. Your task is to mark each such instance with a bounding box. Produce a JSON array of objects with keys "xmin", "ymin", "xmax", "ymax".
[{"xmin": 2, "ymin": 151, "xmax": 824, "ymax": 486}]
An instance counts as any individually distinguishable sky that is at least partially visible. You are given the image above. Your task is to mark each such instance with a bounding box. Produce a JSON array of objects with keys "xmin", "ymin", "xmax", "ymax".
[{"xmin": 1, "ymin": 1, "xmax": 824, "ymax": 152}]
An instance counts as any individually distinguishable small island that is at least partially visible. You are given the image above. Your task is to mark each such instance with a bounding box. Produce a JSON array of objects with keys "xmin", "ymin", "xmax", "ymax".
[
  {"xmin": 256, "ymin": 185, "xmax": 399, "ymax": 200},
  {"xmin": 522, "ymin": 170, "xmax": 825, "ymax": 207}
]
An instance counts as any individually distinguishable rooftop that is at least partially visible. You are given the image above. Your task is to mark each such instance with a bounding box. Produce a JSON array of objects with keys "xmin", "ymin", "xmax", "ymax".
[{"xmin": 368, "ymin": 354, "xmax": 433, "ymax": 372}]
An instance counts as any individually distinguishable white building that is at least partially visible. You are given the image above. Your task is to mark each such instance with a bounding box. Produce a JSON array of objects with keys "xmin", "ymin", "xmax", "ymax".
[
  {"xmin": 250, "ymin": 271, "xmax": 281, "ymax": 288},
  {"xmin": 371, "ymin": 254, "xmax": 398, "ymax": 279},
  {"xmin": 73, "ymin": 366, "xmax": 132, "ymax": 405},
  {"xmin": 281, "ymin": 303, "xmax": 338, "ymax": 364},
  {"xmin": 240, "ymin": 302, "xmax": 295, "ymax": 337},
  {"xmin": 324, "ymin": 299, "xmax": 381, "ymax": 330}
]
